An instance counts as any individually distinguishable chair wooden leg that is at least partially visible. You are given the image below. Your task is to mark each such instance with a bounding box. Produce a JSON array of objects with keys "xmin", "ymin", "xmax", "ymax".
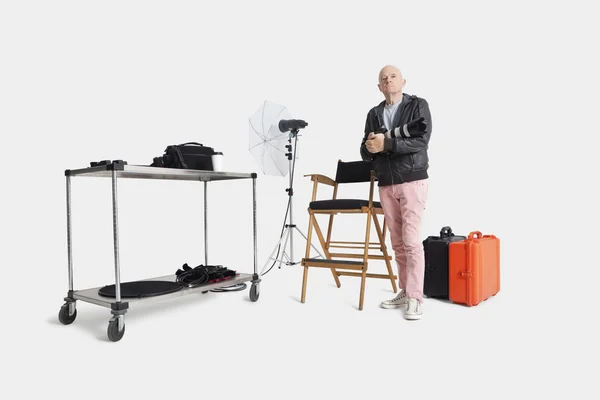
[
  {"xmin": 313, "ymin": 215, "xmax": 341, "ymax": 288},
  {"xmin": 373, "ymin": 212, "xmax": 397, "ymax": 293},
  {"xmin": 357, "ymin": 210, "xmax": 373, "ymax": 310},
  {"xmin": 301, "ymin": 266, "xmax": 309, "ymax": 303},
  {"xmin": 304, "ymin": 211, "xmax": 315, "ymax": 260},
  {"xmin": 326, "ymin": 214, "xmax": 334, "ymax": 248},
  {"xmin": 359, "ymin": 267, "xmax": 367, "ymax": 311},
  {"xmin": 301, "ymin": 210, "xmax": 316, "ymax": 304}
]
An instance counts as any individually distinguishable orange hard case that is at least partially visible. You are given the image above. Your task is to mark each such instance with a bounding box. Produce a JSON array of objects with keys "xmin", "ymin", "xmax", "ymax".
[{"xmin": 448, "ymin": 231, "xmax": 500, "ymax": 307}]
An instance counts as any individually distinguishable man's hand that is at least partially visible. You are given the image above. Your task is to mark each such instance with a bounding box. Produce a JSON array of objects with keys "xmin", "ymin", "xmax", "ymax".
[{"xmin": 365, "ymin": 132, "xmax": 385, "ymax": 153}]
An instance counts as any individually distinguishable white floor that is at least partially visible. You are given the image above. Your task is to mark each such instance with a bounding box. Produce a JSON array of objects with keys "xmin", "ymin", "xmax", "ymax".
[{"xmin": 15, "ymin": 254, "xmax": 589, "ymax": 400}]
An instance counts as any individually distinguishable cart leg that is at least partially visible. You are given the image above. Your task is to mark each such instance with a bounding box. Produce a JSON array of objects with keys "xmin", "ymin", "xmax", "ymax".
[
  {"xmin": 252, "ymin": 176, "xmax": 258, "ymax": 277},
  {"xmin": 204, "ymin": 180, "xmax": 208, "ymax": 265},
  {"xmin": 66, "ymin": 175, "xmax": 74, "ymax": 294},
  {"xmin": 202, "ymin": 180, "xmax": 209, "ymax": 294},
  {"xmin": 111, "ymin": 169, "xmax": 123, "ymax": 303},
  {"xmin": 108, "ymin": 169, "xmax": 127, "ymax": 341},
  {"xmin": 59, "ymin": 174, "xmax": 77, "ymax": 325},
  {"xmin": 250, "ymin": 175, "xmax": 260, "ymax": 302}
]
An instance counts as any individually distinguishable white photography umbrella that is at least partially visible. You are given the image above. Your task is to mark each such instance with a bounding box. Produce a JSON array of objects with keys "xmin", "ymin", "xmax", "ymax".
[
  {"xmin": 247, "ymin": 100, "xmax": 323, "ymax": 275},
  {"xmin": 248, "ymin": 101, "xmax": 293, "ymax": 177}
]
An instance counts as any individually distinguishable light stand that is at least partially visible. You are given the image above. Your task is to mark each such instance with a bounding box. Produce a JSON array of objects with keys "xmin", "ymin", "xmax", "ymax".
[{"xmin": 260, "ymin": 128, "xmax": 324, "ymax": 274}]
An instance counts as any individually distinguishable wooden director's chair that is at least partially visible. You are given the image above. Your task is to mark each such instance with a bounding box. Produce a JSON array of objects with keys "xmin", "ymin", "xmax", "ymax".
[{"xmin": 300, "ymin": 160, "xmax": 397, "ymax": 310}]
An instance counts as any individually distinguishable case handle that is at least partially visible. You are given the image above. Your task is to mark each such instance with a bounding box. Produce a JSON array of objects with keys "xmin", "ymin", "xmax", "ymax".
[
  {"xmin": 439, "ymin": 226, "xmax": 454, "ymax": 238},
  {"xmin": 467, "ymin": 231, "xmax": 482, "ymax": 240},
  {"xmin": 177, "ymin": 142, "xmax": 204, "ymax": 146}
]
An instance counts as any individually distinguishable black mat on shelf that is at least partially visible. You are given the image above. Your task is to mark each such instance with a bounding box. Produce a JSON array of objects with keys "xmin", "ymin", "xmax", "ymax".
[{"xmin": 98, "ymin": 280, "xmax": 183, "ymax": 298}]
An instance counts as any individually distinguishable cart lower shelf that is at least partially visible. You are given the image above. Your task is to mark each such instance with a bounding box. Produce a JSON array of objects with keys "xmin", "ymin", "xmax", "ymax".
[
  {"xmin": 73, "ymin": 273, "xmax": 255, "ymax": 308},
  {"xmin": 59, "ymin": 272, "xmax": 261, "ymax": 342}
]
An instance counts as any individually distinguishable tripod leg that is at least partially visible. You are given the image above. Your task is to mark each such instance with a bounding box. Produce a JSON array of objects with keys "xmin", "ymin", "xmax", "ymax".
[
  {"xmin": 261, "ymin": 229, "xmax": 291, "ymax": 274},
  {"xmin": 289, "ymin": 215, "xmax": 294, "ymax": 264},
  {"xmin": 280, "ymin": 228, "xmax": 292, "ymax": 264}
]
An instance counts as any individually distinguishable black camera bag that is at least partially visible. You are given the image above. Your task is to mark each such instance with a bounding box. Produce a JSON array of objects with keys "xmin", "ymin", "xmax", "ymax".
[{"xmin": 151, "ymin": 142, "xmax": 217, "ymax": 171}]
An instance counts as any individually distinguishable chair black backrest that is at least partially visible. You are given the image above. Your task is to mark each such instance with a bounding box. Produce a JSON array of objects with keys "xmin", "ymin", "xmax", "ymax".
[{"xmin": 335, "ymin": 160, "xmax": 374, "ymax": 184}]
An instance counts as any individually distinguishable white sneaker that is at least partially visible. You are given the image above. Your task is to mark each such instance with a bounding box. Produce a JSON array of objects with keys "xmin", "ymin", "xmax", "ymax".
[
  {"xmin": 405, "ymin": 298, "xmax": 423, "ymax": 320},
  {"xmin": 381, "ymin": 290, "xmax": 408, "ymax": 309}
]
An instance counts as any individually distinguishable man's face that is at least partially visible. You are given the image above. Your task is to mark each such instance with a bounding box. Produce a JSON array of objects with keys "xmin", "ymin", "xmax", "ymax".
[{"xmin": 378, "ymin": 66, "xmax": 405, "ymax": 96}]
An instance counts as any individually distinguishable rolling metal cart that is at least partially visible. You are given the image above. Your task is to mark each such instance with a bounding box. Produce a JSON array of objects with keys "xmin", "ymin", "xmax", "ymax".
[{"xmin": 57, "ymin": 161, "xmax": 260, "ymax": 342}]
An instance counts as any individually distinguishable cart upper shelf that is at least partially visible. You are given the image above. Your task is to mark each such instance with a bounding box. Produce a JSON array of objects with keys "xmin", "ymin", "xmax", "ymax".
[{"xmin": 65, "ymin": 164, "xmax": 257, "ymax": 182}]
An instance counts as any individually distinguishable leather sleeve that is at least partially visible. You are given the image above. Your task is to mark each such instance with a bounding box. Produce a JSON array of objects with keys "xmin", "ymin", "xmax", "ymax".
[
  {"xmin": 383, "ymin": 98, "xmax": 432, "ymax": 154},
  {"xmin": 360, "ymin": 110, "xmax": 376, "ymax": 161}
]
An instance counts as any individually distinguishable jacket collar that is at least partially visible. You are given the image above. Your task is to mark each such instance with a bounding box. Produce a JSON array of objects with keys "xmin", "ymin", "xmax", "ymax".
[
  {"xmin": 375, "ymin": 92, "xmax": 415, "ymax": 110},
  {"xmin": 374, "ymin": 93, "xmax": 416, "ymax": 130}
]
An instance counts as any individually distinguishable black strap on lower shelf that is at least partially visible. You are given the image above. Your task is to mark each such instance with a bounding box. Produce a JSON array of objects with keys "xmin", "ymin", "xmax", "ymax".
[{"xmin": 175, "ymin": 263, "xmax": 237, "ymax": 288}]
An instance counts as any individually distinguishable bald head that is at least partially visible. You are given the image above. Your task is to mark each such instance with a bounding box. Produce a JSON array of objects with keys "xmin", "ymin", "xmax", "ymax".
[
  {"xmin": 378, "ymin": 65, "xmax": 405, "ymax": 104},
  {"xmin": 379, "ymin": 65, "xmax": 402, "ymax": 81}
]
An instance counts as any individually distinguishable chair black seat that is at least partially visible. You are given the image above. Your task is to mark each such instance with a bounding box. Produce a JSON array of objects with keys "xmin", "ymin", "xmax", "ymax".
[{"xmin": 309, "ymin": 199, "xmax": 381, "ymax": 210}]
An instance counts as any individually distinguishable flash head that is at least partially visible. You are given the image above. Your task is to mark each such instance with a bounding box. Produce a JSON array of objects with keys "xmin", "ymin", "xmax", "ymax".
[{"xmin": 279, "ymin": 119, "xmax": 307, "ymax": 133}]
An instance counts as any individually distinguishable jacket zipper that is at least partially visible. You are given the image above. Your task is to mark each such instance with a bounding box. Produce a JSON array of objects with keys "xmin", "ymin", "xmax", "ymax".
[
  {"xmin": 378, "ymin": 108, "xmax": 395, "ymax": 185},
  {"xmin": 388, "ymin": 98, "xmax": 411, "ymax": 184},
  {"xmin": 379, "ymin": 97, "xmax": 416, "ymax": 185}
]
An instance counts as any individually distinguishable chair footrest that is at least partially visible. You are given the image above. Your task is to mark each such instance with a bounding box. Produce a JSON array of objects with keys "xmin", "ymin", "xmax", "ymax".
[
  {"xmin": 301, "ymin": 258, "xmax": 365, "ymax": 270},
  {"xmin": 302, "ymin": 258, "xmax": 363, "ymax": 266},
  {"xmin": 337, "ymin": 271, "xmax": 397, "ymax": 279}
]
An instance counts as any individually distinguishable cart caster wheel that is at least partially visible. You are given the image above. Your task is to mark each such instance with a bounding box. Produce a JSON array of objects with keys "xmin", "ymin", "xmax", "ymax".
[
  {"xmin": 58, "ymin": 303, "xmax": 77, "ymax": 325},
  {"xmin": 202, "ymin": 291, "xmax": 209, "ymax": 294},
  {"xmin": 249, "ymin": 283, "xmax": 259, "ymax": 302},
  {"xmin": 107, "ymin": 318, "xmax": 125, "ymax": 342}
]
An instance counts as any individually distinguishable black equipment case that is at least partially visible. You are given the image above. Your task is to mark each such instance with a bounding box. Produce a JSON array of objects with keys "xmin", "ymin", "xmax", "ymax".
[
  {"xmin": 423, "ymin": 226, "xmax": 467, "ymax": 299},
  {"xmin": 151, "ymin": 142, "xmax": 219, "ymax": 171}
]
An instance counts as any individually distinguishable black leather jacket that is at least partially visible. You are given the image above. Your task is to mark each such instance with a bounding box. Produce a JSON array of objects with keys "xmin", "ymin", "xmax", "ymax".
[{"xmin": 360, "ymin": 93, "xmax": 432, "ymax": 186}]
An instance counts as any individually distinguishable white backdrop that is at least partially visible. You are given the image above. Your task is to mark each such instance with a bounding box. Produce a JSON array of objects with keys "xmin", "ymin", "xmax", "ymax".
[{"xmin": 1, "ymin": 1, "xmax": 598, "ymax": 399}]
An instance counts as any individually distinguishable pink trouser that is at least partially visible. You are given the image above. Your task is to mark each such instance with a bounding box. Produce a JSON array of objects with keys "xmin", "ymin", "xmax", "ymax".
[{"xmin": 378, "ymin": 179, "xmax": 428, "ymax": 303}]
